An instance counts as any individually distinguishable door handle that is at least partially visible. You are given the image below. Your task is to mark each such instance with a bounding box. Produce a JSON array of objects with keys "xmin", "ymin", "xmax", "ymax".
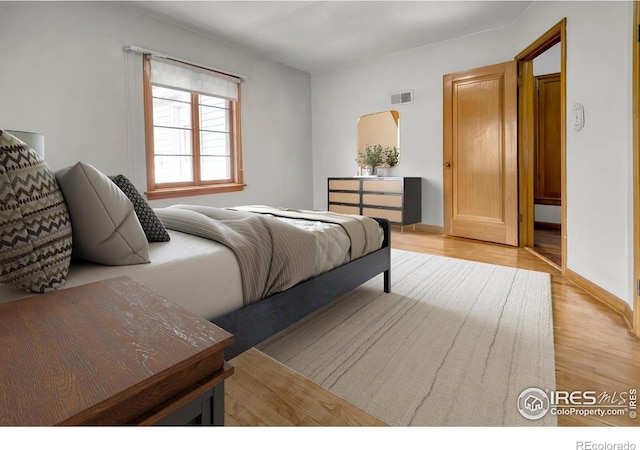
[{"xmin": 444, "ymin": 162, "xmax": 451, "ymax": 168}]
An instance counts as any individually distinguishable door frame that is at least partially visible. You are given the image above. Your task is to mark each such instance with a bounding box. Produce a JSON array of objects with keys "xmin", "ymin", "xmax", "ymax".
[
  {"xmin": 515, "ymin": 19, "xmax": 567, "ymax": 274},
  {"xmin": 633, "ymin": 1, "xmax": 640, "ymax": 336}
]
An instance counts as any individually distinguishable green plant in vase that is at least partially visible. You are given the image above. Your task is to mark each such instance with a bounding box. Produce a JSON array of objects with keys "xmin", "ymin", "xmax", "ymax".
[
  {"xmin": 383, "ymin": 146, "xmax": 399, "ymax": 168},
  {"xmin": 357, "ymin": 144, "xmax": 399, "ymax": 176}
]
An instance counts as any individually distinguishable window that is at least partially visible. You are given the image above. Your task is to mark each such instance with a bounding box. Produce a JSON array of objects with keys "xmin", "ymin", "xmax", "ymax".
[{"xmin": 143, "ymin": 55, "xmax": 244, "ymax": 199}]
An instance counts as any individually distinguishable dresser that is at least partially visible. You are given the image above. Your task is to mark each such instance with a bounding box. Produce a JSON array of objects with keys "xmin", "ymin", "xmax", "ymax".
[
  {"xmin": 328, "ymin": 177, "xmax": 421, "ymax": 228},
  {"xmin": 0, "ymin": 276, "xmax": 234, "ymax": 426}
]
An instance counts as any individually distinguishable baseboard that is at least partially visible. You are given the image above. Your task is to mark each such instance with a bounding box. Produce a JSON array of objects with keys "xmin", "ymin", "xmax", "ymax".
[
  {"xmin": 413, "ymin": 223, "xmax": 444, "ymax": 234},
  {"xmin": 390, "ymin": 224, "xmax": 444, "ymax": 234},
  {"xmin": 534, "ymin": 221, "xmax": 561, "ymax": 230},
  {"xmin": 565, "ymin": 268, "xmax": 635, "ymax": 334}
]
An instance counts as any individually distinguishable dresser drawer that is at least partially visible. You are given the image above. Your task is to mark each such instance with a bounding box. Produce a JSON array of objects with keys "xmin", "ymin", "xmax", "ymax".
[
  {"xmin": 330, "ymin": 204, "xmax": 361, "ymax": 215},
  {"xmin": 329, "ymin": 179, "xmax": 360, "ymax": 191},
  {"xmin": 362, "ymin": 193, "xmax": 402, "ymax": 208},
  {"xmin": 362, "ymin": 207, "xmax": 403, "ymax": 223},
  {"xmin": 329, "ymin": 192, "xmax": 360, "ymax": 204},
  {"xmin": 362, "ymin": 179, "xmax": 403, "ymax": 193},
  {"xmin": 328, "ymin": 177, "xmax": 421, "ymax": 226}
]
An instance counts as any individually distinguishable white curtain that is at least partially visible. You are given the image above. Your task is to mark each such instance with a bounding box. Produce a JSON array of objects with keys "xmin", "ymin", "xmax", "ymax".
[
  {"xmin": 150, "ymin": 56, "xmax": 239, "ymax": 101},
  {"xmin": 123, "ymin": 51, "xmax": 147, "ymax": 191}
]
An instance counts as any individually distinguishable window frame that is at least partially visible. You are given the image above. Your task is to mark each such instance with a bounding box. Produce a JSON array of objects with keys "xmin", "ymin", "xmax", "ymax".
[{"xmin": 143, "ymin": 56, "xmax": 244, "ymax": 200}]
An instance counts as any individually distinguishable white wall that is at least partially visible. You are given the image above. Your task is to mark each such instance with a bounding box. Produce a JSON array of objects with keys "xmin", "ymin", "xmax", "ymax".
[
  {"xmin": 312, "ymin": 1, "xmax": 635, "ymax": 307},
  {"xmin": 533, "ymin": 42, "xmax": 561, "ymax": 76},
  {"xmin": 311, "ymin": 26, "xmax": 516, "ymax": 225},
  {"xmin": 0, "ymin": 1, "xmax": 314, "ymax": 209},
  {"xmin": 513, "ymin": 1, "xmax": 634, "ymax": 305}
]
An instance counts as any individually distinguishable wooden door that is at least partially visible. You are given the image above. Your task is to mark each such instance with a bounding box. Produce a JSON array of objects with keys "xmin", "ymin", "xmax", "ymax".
[
  {"xmin": 443, "ymin": 61, "xmax": 518, "ymax": 246},
  {"xmin": 535, "ymin": 73, "xmax": 561, "ymax": 205}
]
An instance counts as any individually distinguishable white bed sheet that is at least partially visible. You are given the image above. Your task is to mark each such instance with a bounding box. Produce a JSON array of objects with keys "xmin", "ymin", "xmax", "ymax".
[{"xmin": 0, "ymin": 230, "xmax": 244, "ymax": 320}]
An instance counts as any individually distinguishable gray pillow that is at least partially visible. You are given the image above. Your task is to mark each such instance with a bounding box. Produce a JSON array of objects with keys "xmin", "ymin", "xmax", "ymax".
[
  {"xmin": 0, "ymin": 130, "xmax": 73, "ymax": 292},
  {"xmin": 55, "ymin": 162, "xmax": 149, "ymax": 266}
]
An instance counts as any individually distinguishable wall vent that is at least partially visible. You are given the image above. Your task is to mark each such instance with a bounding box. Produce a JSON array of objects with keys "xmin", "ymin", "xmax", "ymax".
[{"xmin": 391, "ymin": 90, "xmax": 413, "ymax": 105}]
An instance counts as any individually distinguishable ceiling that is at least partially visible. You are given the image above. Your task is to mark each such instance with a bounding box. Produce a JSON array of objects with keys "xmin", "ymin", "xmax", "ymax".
[{"xmin": 132, "ymin": 1, "xmax": 533, "ymax": 74}]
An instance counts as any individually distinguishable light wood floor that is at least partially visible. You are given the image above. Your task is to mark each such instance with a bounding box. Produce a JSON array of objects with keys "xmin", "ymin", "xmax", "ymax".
[
  {"xmin": 534, "ymin": 226, "xmax": 562, "ymax": 267},
  {"xmin": 225, "ymin": 230, "xmax": 640, "ymax": 427}
]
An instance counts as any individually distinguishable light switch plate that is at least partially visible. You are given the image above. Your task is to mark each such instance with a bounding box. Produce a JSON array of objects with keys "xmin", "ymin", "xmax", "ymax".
[{"xmin": 572, "ymin": 103, "xmax": 585, "ymax": 131}]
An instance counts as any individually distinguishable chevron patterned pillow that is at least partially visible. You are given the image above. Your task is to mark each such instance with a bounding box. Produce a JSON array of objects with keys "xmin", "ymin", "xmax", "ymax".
[{"xmin": 0, "ymin": 130, "xmax": 73, "ymax": 293}]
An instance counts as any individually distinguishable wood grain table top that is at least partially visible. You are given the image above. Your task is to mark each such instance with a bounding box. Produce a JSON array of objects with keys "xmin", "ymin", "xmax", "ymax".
[{"xmin": 0, "ymin": 276, "xmax": 233, "ymax": 425}]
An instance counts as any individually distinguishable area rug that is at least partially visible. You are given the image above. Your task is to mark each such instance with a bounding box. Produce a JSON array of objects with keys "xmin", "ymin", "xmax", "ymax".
[{"xmin": 257, "ymin": 249, "xmax": 556, "ymax": 426}]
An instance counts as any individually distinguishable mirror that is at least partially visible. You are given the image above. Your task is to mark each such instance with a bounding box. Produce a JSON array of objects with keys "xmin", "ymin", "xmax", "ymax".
[{"xmin": 357, "ymin": 110, "xmax": 400, "ymax": 169}]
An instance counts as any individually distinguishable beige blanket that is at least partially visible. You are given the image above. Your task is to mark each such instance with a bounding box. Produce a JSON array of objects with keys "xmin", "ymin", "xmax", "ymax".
[
  {"xmin": 230, "ymin": 205, "xmax": 382, "ymax": 260},
  {"xmin": 154, "ymin": 205, "xmax": 317, "ymax": 306},
  {"xmin": 154, "ymin": 204, "xmax": 382, "ymax": 306}
]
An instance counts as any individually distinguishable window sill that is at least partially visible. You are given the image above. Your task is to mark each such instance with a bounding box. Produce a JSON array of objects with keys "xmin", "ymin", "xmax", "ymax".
[{"xmin": 146, "ymin": 183, "xmax": 246, "ymax": 201}]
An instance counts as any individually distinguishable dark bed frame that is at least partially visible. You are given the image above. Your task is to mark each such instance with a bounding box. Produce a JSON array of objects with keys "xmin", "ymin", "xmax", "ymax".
[{"xmin": 212, "ymin": 218, "xmax": 391, "ymax": 359}]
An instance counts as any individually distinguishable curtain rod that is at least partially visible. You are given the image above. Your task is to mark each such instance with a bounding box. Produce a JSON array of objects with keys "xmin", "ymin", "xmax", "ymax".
[{"xmin": 123, "ymin": 44, "xmax": 247, "ymax": 82}]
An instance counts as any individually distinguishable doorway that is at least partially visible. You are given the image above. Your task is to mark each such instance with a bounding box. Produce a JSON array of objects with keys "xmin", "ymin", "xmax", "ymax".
[
  {"xmin": 532, "ymin": 48, "xmax": 562, "ymax": 267},
  {"xmin": 516, "ymin": 19, "xmax": 567, "ymax": 273},
  {"xmin": 442, "ymin": 20, "xmax": 566, "ymax": 263}
]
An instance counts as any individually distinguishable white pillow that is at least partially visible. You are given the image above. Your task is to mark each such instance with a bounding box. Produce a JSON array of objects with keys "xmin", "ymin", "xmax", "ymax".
[{"xmin": 55, "ymin": 162, "xmax": 149, "ymax": 266}]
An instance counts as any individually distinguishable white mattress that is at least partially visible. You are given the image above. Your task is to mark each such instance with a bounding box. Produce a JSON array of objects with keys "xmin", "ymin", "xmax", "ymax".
[
  {"xmin": 0, "ymin": 217, "xmax": 379, "ymax": 320},
  {"xmin": 0, "ymin": 231, "xmax": 244, "ymax": 320}
]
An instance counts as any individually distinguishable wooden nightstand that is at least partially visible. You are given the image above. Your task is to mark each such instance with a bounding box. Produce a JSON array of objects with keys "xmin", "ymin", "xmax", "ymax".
[{"xmin": 0, "ymin": 276, "xmax": 234, "ymax": 426}]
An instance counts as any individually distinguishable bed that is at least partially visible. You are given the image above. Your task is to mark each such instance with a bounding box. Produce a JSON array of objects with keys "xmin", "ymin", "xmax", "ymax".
[
  {"xmin": 0, "ymin": 218, "xmax": 390, "ymax": 359},
  {"xmin": 0, "ymin": 131, "xmax": 391, "ymax": 359}
]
